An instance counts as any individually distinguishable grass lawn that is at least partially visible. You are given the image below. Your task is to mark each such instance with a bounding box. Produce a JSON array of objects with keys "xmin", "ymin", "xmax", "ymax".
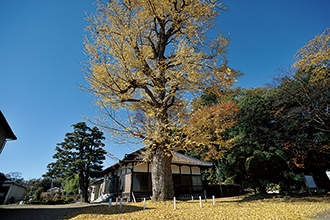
[{"xmin": 60, "ymin": 194, "xmax": 330, "ymax": 219}]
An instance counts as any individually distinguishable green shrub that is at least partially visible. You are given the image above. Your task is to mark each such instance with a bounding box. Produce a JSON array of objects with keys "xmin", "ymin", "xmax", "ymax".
[
  {"xmin": 34, "ymin": 187, "xmax": 43, "ymax": 201},
  {"xmin": 52, "ymin": 194, "xmax": 62, "ymax": 201},
  {"xmin": 22, "ymin": 186, "xmax": 34, "ymax": 200},
  {"xmin": 51, "ymin": 194, "xmax": 67, "ymax": 204},
  {"xmin": 51, "ymin": 191, "xmax": 57, "ymax": 198},
  {"xmin": 65, "ymin": 197, "xmax": 74, "ymax": 203}
]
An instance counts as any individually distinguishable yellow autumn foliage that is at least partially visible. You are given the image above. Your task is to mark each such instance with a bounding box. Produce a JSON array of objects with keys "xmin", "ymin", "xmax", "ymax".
[
  {"xmin": 60, "ymin": 195, "xmax": 330, "ymax": 219},
  {"xmin": 83, "ymin": 0, "xmax": 242, "ymax": 201},
  {"xmin": 293, "ymin": 28, "xmax": 330, "ymax": 83},
  {"xmin": 83, "ymin": 0, "xmax": 242, "ymax": 147},
  {"xmin": 182, "ymin": 101, "xmax": 240, "ymax": 160}
]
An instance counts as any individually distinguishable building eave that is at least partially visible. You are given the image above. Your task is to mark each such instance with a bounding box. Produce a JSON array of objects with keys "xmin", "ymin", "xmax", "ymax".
[
  {"xmin": 0, "ymin": 111, "xmax": 17, "ymax": 140},
  {"xmin": 102, "ymin": 148, "xmax": 213, "ymax": 175},
  {"xmin": 4, "ymin": 181, "xmax": 28, "ymax": 189}
]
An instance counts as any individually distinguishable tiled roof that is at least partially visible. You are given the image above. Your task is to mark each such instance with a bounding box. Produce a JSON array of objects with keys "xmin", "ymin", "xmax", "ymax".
[
  {"xmin": 3, "ymin": 181, "xmax": 28, "ymax": 189},
  {"xmin": 102, "ymin": 148, "xmax": 212, "ymax": 173},
  {"xmin": 172, "ymin": 152, "xmax": 213, "ymax": 167}
]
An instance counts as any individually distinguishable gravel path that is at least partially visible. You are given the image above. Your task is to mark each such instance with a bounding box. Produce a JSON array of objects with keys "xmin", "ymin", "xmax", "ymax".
[
  {"xmin": 307, "ymin": 210, "xmax": 330, "ymax": 220},
  {"xmin": 0, "ymin": 202, "xmax": 102, "ymax": 220}
]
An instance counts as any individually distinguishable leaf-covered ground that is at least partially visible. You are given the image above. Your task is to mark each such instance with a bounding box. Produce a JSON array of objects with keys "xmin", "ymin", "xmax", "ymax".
[{"xmin": 60, "ymin": 195, "xmax": 330, "ymax": 219}]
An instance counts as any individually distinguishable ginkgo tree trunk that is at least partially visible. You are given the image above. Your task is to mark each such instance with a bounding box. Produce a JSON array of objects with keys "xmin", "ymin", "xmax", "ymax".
[{"xmin": 83, "ymin": 0, "xmax": 242, "ymax": 201}]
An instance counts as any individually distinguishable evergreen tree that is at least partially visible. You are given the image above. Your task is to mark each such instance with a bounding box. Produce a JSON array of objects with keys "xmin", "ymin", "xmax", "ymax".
[
  {"xmin": 64, "ymin": 174, "xmax": 79, "ymax": 195},
  {"xmin": 271, "ymin": 69, "xmax": 330, "ymax": 188},
  {"xmin": 44, "ymin": 122, "xmax": 106, "ymax": 202},
  {"xmin": 225, "ymin": 88, "xmax": 294, "ymax": 193}
]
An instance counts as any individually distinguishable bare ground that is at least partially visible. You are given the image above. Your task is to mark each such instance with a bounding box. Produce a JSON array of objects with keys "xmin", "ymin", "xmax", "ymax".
[
  {"xmin": 1, "ymin": 201, "xmax": 330, "ymax": 219},
  {"xmin": 0, "ymin": 202, "xmax": 102, "ymax": 220}
]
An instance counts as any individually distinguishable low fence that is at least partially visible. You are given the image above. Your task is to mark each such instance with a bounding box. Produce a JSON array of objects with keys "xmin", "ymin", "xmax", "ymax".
[{"xmin": 207, "ymin": 185, "xmax": 243, "ymax": 197}]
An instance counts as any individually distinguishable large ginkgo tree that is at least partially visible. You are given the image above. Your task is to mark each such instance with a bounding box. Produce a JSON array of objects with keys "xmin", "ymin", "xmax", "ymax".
[{"xmin": 83, "ymin": 0, "xmax": 241, "ymax": 201}]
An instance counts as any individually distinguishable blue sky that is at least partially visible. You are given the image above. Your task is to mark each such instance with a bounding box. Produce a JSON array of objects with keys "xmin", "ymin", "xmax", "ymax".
[{"xmin": 0, "ymin": 0, "xmax": 329, "ymax": 180}]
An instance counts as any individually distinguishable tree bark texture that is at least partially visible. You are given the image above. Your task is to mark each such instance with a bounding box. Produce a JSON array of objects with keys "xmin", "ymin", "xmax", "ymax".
[
  {"xmin": 151, "ymin": 146, "xmax": 174, "ymax": 201},
  {"xmin": 79, "ymin": 172, "xmax": 89, "ymax": 202}
]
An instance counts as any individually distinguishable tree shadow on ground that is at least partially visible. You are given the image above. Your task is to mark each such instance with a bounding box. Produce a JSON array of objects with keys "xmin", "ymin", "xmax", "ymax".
[
  {"xmin": 0, "ymin": 205, "xmax": 98, "ymax": 220},
  {"xmin": 59, "ymin": 204, "xmax": 154, "ymax": 219}
]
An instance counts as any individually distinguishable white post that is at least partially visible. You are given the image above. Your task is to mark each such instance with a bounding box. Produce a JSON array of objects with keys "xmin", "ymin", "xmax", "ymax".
[
  {"xmin": 132, "ymin": 192, "xmax": 136, "ymax": 203},
  {"xmin": 116, "ymin": 197, "xmax": 118, "ymax": 205},
  {"xmin": 212, "ymin": 195, "xmax": 215, "ymax": 206},
  {"xmin": 199, "ymin": 196, "xmax": 202, "ymax": 208},
  {"xmin": 191, "ymin": 195, "xmax": 194, "ymax": 202},
  {"xmin": 143, "ymin": 198, "xmax": 146, "ymax": 210},
  {"xmin": 326, "ymin": 170, "xmax": 330, "ymax": 180},
  {"xmin": 109, "ymin": 198, "xmax": 112, "ymax": 208},
  {"xmin": 119, "ymin": 198, "xmax": 122, "ymax": 210},
  {"xmin": 174, "ymin": 197, "xmax": 176, "ymax": 210}
]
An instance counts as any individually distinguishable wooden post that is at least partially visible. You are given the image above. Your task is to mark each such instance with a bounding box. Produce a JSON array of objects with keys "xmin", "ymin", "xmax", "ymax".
[
  {"xmin": 143, "ymin": 198, "xmax": 146, "ymax": 210},
  {"xmin": 174, "ymin": 197, "xmax": 176, "ymax": 210},
  {"xmin": 109, "ymin": 198, "xmax": 112, "ymax": 208},
  {"xmin": 130, "ymin": 163, "xmax": 134, "ymax": 203},
  {"xmin": 119, "ymin": 198, "xmax": 122, "ymax": 210},
  {"xmin": 212, "ymin": 195, "xmax": 215, "ymax": 206},
  {"xmin": 132, "ymin": 192, "xmax": 136, "ymax": 203},
  {"xmin": 199, "ymin": 196, "xmax": 202, "ymax": 208}
]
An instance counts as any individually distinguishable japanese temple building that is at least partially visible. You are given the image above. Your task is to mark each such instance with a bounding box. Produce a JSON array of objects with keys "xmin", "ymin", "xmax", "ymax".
[{"xmin": 89, "ymin": 149, "xmax": 213, "ymax": 202}]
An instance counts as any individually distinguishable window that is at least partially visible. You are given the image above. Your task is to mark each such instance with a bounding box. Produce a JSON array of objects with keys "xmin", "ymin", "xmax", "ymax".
[
  {"xmin": 133, "ymin": 173, "xmax": 149, "ymax": 191},
  {"xmin": 181, "ymin": 175, "xmax": 192, "ymax": 186},
  {"xmin": 120, "ymin": 176, "xmax": 125, "ymax": 192},
  {"xmin": 192, "ymin": 176, "xmax": 203, "ymax": 192},
  {"xmin": 108, "ymin": 179, "xmax": 114, "ymax": 193},
  {"xmin": 192, "ymin": 176, "xmax": 202, "ymax": 185},
  {"xmin": 172, "ymin": 174, "xmax": 181, "ymax": 186}
]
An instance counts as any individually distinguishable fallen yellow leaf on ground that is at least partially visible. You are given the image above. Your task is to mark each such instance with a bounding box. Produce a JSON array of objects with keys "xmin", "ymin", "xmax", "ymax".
[{"xmin": 60, "ymin": 195, "xmax": 330, "ymax": 219}]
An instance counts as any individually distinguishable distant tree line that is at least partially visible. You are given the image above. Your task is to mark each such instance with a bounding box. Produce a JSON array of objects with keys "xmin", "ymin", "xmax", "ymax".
[{"xmin": 186, "ymin": 28, "xmax": 330, "ymax": 194}]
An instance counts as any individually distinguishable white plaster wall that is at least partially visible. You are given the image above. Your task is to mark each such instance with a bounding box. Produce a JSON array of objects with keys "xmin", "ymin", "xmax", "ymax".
[
  {"xmin": 133, "ymin": 163, "xmax": 148, "ymax": 172},
  {"xmin": 171, "ymin": 165, "xmax": 180, "ymax": 174},
  {"xmin": 90, "ymin": 186, "xmax": 96, "ymax": 201},
  {"xmin": 125, "ymin": 173, "xmax": 131, "ymax": 193},
  {"xmin": 191, "ymin": 167, "xmax": 201, "ymax": 175},
  {"xmin": 4, "ymin": 184, "xmax": 25, "ymax": 203},
  {"xmin": 181, "ymin": 166, "xmax": 190, "ymax": 174}
]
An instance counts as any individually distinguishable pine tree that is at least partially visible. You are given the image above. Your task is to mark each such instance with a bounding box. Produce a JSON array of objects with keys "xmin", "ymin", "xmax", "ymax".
[{"xmin": 44, "ymin": 122, "xmax": 106, "ymax": 202}]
